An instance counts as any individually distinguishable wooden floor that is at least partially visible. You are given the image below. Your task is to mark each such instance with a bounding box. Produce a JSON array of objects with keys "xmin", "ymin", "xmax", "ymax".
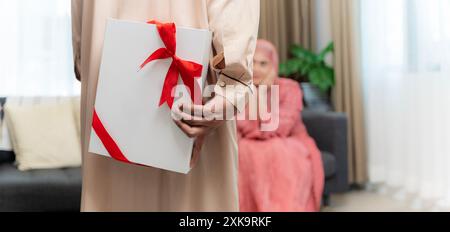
[{"xmin": 322, "ymin": 187, "xmax": 449, "ymax": 212}]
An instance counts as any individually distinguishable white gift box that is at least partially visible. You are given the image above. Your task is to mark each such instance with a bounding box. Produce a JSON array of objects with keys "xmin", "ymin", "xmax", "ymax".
[{"xmin": 89, "ymin": 19, "xmax": 212, "ymax": 174}]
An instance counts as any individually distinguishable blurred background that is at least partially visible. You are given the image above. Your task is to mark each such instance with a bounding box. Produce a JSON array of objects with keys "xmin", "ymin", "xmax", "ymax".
[{"xmin": 0, "ymin": 0, "xmax": 449, "ymax": 212}]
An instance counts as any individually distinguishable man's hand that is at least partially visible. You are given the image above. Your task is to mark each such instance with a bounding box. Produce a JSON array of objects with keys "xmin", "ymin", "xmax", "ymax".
[{"xmin": 172, "ymin": 95, "xmax": 236, "ymax": 138}]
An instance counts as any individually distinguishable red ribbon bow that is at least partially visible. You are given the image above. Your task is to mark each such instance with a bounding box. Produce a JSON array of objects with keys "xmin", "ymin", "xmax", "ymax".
[{"xmin": 140, "ymin": 20, "xmax": 203, "ymax": 109}]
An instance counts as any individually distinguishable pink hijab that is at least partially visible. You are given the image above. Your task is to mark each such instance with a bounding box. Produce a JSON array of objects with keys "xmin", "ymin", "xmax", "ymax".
[{"xmin": 256, "ymin": 39, "xmax": 280, "ymax": 75}]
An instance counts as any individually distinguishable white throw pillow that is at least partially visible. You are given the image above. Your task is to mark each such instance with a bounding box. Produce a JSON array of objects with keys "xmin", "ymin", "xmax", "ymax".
[{"xmin": 4, "ymin": 99, "xmax": 81, "ymax": 171}]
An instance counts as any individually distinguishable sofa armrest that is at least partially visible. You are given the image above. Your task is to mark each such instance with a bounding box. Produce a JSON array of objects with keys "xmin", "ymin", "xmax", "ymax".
[{"xmin": 302, "ymin": 110, "xmax": 349, "ymax": 193}]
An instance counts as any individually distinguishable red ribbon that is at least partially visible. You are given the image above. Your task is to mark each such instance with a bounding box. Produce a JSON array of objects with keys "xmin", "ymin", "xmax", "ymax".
[
  {"xmin": 92, "ymin": 109, "xmax": 131, "ymax": 163},
  {"xmin": 93, "ymin": 109, "xmax": 151, "ymax": 167},
  {"xmin": 140, "ymin": 20, "xmax": 204, "ymax": 109}
]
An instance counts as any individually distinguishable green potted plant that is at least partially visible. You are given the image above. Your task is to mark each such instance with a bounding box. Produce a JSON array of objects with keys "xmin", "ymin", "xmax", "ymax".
[{"xmin": 279, "ymin": 42, "xmax": 335, "ymax": 111}]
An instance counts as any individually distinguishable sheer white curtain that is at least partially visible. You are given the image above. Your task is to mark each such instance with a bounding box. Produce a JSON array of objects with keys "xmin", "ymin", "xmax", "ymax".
[
  {"xmin": 0, "ymin": 0, "xmax": 80, "ymax": 97},
  {"xmin": 361, "ymin": 0, "xmax": 450, "ymax": 210}
]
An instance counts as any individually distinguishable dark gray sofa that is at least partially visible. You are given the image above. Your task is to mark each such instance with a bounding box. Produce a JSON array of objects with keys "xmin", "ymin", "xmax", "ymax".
[
  {"xmin": 0, "ymin": 97, "xmax": 81, "ymax": 212},
  {"xmin": 0, "ymin": 163, "xmax": 81, "ymax": 212},
  {"xmin": 302, "ymin": 110, "xmax": 349, "ymax": 206}
]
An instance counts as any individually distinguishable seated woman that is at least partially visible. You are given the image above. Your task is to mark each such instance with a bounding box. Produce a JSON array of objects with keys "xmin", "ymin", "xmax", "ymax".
[{"xmin": 238, "ymin": 40, "xmax": 325, "ymax": 212}]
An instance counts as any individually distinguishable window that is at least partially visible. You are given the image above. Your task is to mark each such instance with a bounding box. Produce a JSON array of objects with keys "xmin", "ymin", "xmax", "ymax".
[
  {"xmin": 361, "ymin": 0, "xmax": 450, "ymax": 74},
  {"xmin": 0, "ymin": 0, "xmax": 79, "ymax": 97}
]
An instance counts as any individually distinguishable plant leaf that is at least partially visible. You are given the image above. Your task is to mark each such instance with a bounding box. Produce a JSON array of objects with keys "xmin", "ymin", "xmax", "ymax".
[
  {"xmin": 279, "ymin": 59, "xmax": 304, "ymax": 76},
  {"xmin": 290, "ymin": 44, "xmax": 317, "ymax": 63},
  {"xmin": 318, "ymin": 42, "xmax": 334, "ymax": 62},
  {"xmin": 279, "ymin": 63, "xmax": 289, "ymax": 77},
  {"xmin": 308, "ymin": 66, "xmax": 335, "ymax": 93},
  {"xmin": 301, "ymin": 63, "xmax": 313, "ymax": 76}
]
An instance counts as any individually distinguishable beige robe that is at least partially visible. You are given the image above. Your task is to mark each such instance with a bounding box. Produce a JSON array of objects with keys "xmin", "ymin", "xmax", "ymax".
[{"xmin": 71, "ymin": 0, "xmax": 259, "ymax": 212}]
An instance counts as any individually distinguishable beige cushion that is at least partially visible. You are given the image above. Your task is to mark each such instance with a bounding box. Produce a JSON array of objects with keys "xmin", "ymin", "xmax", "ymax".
[{"xmin": 4, "ymin": 99, "xmax": 81, "ymax": 171}]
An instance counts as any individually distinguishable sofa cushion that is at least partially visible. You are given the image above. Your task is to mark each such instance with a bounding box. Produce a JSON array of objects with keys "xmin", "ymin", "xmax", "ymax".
[
  {"xmin": 0, "ymin": 163, "xmax": 81, "ymax": 212},
  {"xmin": 321, "ymin": 151, "xmax": 336, "ymax": 179},
  {"xmin": 4, "ymin": 100, "xmax": 82, "ymax": 171}
]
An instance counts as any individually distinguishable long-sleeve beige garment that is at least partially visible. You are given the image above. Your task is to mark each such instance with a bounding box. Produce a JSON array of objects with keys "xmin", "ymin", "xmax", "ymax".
[{"xmin": 71, "ymin": 0, "xmax": 259, "ymax": 212}]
